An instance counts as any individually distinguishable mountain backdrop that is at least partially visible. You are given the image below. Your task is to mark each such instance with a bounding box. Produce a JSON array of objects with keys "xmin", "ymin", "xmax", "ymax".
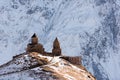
[{"xmin": 0, "ymin": 0, "xmax": 120, "ymax": 80}]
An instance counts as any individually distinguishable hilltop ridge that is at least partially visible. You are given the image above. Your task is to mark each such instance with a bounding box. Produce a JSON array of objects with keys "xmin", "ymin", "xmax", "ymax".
[{"xmin": 0, "ymin": 52, "xmax": 96, "ymax": 80}]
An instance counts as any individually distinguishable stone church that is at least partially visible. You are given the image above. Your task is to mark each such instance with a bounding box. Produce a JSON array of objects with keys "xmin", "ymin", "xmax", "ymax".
[{"xmin": 26, "ymin": 33, "xmax": 81, "ymax": 65}]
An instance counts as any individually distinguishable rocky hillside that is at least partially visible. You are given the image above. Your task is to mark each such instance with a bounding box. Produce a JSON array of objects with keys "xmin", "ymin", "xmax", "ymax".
[{"xmin": 0, "ymin": 52, "xmax": 95, "ymax": 80}]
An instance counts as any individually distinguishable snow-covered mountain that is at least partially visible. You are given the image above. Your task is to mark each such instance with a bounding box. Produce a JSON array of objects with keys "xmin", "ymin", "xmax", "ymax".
[
  {"xmin": 0, "ymin": 52, "xmax": 96, "ymax": 80},
  {"xmin": 0, "ymin": 0, "xmax": 120, "ymax": 80}
]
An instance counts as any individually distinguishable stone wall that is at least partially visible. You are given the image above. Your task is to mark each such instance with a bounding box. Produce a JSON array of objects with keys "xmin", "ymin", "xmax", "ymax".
[{"xmin": 60, "ymin": 56, "xmax": 82, "ymax": 65}]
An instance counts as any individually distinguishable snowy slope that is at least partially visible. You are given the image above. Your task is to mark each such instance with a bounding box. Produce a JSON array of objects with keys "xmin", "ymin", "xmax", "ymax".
[
  {"xmin": 0, "ymin": 67, "xmax": 55, "ymax": 80},
  {"xmin": 29, "ymin": 52, "xmax": 96, "ymax": 80},
  {"xmin": 0, "ymin": 0, "xmax": 120, "ymax": 80},
  {"xmin": 0, "ymin": 52, "xmax": 95, "ymax": 80}
]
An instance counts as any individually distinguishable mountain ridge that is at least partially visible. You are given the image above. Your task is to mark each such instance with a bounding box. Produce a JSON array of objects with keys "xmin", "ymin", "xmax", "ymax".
[{"xmin": 0, "ymin": 52, "xmax": 96, "ymax": 80}]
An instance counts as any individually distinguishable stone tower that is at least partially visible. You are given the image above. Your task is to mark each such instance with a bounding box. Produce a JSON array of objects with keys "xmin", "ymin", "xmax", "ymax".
[
  {"xmin": 31, "ymin": 33, "xmax": 38, "ymax": 44},
  {"xmin": 52, "ymin": 37, "xmax": 61, "ymax": 56},
  {"xmin": 26, "ymin": 33, "xmax": 44, "ymax": 54}
]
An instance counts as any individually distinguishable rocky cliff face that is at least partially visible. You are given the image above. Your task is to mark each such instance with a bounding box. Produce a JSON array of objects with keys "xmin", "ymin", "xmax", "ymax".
[
  {"xmin": 0, "ymin": 52, "xmax": 95, "ymax": 80},
  {"xmin": 0, "ymin": 0, "xmax": 120, "ymax": 80}
]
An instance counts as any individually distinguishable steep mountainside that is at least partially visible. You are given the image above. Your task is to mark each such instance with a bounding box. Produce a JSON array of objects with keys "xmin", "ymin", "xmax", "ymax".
[{"xmin": 0, "ymin": 0, "xmax": 120, "ymax": 80}]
